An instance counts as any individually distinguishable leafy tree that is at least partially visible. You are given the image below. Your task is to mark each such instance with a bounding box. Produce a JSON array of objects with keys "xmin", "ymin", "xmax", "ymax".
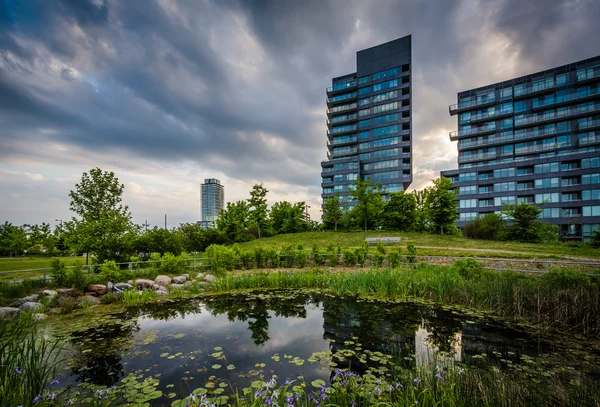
[
  {"xmin": 426, "ymin": 177, "xmax": 458, "ymax": 235},
  {"xmin": 145, "ymin": 227, "xmax": 183, "ymax": 255},
  {"xmin": 270, "ymin": 201, "xmax": 308, "ymax": 234},
  {"xmin": 463, "ymin": 213, "xmax": 505, "ymax": 240},
  {"xmin": 217, "ymin": 200, "xmax": 251, "ymax": 242},
  {"xmin": 348, "ymin": 177, "xmax": 383, "ymax": 231},
  {"xmin": 322, "ymin": 194, "xmax": 344, "ymax": 231},
  {"xmin": 64, "ymin": 168, "xmax": 137, "ymax": 263},
  {"xmin": 501, "ymin": 202, "xmax": 542, "ymax": 242},
  {"xmin": 178, "ymin": 223, "xmax": 228, "ymax": 253},
  {"xmin": 248, "ymin": 183, "xmax": 270, "ymax": 238},
  {"xmin": 590, "ymin": 228, "xmax": 600, "ymax": 248},
  {"xmin": 0, "ymin": 223, "xmax": 28, "ymax": 257},
  {"xmin": 412, "ymin": 188, "xmax": 431, "ymax": 232},
  {"xmin": 382, "ymin": 192, "xmax": 417, "ymax": 231}
]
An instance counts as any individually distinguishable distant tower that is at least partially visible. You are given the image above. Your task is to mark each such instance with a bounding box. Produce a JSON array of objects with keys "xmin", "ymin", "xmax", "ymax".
[{"xmin": 200, "ymin": 179, "xmax": 224, "ymax": 228}]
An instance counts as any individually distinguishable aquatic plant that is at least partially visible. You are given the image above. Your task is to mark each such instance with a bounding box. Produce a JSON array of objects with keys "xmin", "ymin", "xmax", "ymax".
[{"xmin": 122, "ymin": 289, "xmax": 156, "ymax": 305}]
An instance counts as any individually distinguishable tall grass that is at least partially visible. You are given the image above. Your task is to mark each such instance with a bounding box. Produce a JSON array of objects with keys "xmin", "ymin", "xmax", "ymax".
[
  {"xmin": 209, "ymin": 262, "xmax": 600, "ymax": 336},
  {"xmin": 0, "ymin": 316, "xmax": 64, "ymax": 407}
]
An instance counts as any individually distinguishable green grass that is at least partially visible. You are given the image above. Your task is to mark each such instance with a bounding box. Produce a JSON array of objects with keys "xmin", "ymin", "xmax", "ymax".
[
  {"xmin": 0, "ymin": 257, "xmax": 86, "ymax": 282},
  {"xmin": 235, "ymin": 231, "xmax": 600, "ymax": 260}
]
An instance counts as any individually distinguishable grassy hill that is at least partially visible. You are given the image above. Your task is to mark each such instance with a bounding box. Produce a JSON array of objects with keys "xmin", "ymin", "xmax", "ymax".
[{"xmin": 237, "ymin": 231, "xmax": 600, "ymax": 260}]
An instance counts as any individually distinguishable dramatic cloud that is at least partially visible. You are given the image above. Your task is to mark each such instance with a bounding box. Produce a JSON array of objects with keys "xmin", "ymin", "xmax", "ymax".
[{"xmin": 1, "ymin": 0, "xmax": 599, "ymax": 226}]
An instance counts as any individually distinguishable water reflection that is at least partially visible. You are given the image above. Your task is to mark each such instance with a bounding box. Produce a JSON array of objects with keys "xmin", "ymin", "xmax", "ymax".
[{"xmin": 57, "ymin": 290, "xmax": 598, "ymax": 401}]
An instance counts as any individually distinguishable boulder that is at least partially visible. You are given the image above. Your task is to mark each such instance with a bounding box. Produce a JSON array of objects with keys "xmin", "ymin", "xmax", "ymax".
[
  {"xmin": 42, "ymin": 290, "xmax": 58, "ymax": 298},
  {"xmin": 155, "ymin": 290, "xmax": 168, "ymax": 296},
  {"xmin": 196, "ymin": 273, "xmax": 205, "ymax": 280},
  {"xmin": 87, "ymin": 284, "xmax": 108, "ymax": 296},
  {"xmin": 134, "ymin": 279, "xmax": 155, "ymax": 288},
  {"xmin": 156, "ymin": 285, "xmax": 167, "ymax": 292},
  {"xmin": 182, "ymin": 273, "xmax": 190, "ymax": 279},
  {"xmin": 10, "ymin": 294, "xmax": 40, "ymax": 307},
  {"xmin": 183, "ymin": 281, "xmax": 193, "ymax": 287},
  {"xmin": 115, "ymin": 282, "xmax": 133, "ymax": 291},
  {"xmin": 56, "ymin": 288, "xmax": 78, "ymax": 297},
  {"xmin": 33, "ymin": 313, "xmax": 47, "ymax": 321},
  {"xmin": 47, "ymin": 308, "xmax": 63, "ymax": 315},
  {"xmin": 0, "ymin": 307, "xmax": 19, "ymax": 318},
  {"xmin": 170, "ymin": 283, "xmax": 185, "ymax": 289},
  {"xmin": 152, "ymin": 283, "xmax": 160, "ymax": 290},
  {"xmin": 77, "ymin": 295, "xmax": 101, "ymax": 307},
  {"xmin": 204, "ymin": 274, "xmax": 216, "ymax": 282},
  {"xmin": 172, "ymin": 276, "xmax": 186, "ymax": 284},
  {"xmin": 20, "ymin": 302, "xmax": 43, "ymax": 312},
  {"xmin": 107, "ymin": 282, "xmax": 115, "ymax": 292},
  {"xmin": 155, "ymin": 275, "xmax": 172, "ymax": 287}
]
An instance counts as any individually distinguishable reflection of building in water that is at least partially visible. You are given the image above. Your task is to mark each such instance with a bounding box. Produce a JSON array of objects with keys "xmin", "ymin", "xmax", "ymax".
[{"xmin": 414, "ymin": 327, "xmax": 462, "ymax": 368}]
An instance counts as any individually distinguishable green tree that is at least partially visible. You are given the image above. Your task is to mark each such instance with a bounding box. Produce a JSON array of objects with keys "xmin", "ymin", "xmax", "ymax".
[
  {"xmin": 426, "ymin": 177, "xmax": 458, "ymax": 235},
  {"xmin": 462, "ymin": 213, "xmax": 505, "ymax": 240},
  {"xmin": 270, "ymin": 201, "xmax": 308, "ymax": 234},
  {"xmin": 145, "ymin": 227, "xmax": 183, "ymax": 255},
  {"xmin": 217, "ymin": 200, "xmax": 251, "ymax": 242},
  {"xmin": 0, "ymin": 224, "xmax": 28, "ymax": 257},
  {"xmin": 590, "ymin": 228, "xmax": 600, "ymax": 248},
  {"xmin": 412, "ymin": 188, "xmax": 431, "ymax": 232},
  {"xmin": 501, "ymin": 202, "xmax": 554, "ymax": 243},
  {"xmin": 348, "ymin": 177, "xmax": 383, "ymax": 231},
  {"xmin": 248, "ymin": 184, "xmax": 270, "ymax": 238},
  {"xmin": 322, "ymin": 194, "xmax": 344, "ymax": 231},
  {"xmin": 382, "ymin": 191, "xmax": 417, "ymax": 231},
  {"xmin": 64, "ymin": 168, "xmax": 137, "ymax": 263}
]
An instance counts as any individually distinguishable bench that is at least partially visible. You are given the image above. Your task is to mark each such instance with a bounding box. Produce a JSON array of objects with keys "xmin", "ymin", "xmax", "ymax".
[{"xmin": 365, "ymin": 237, "xmax": 401, "ymax": 244}]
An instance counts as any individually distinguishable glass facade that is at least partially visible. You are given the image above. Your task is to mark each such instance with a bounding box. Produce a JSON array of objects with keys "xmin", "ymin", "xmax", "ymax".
[
  {"xmin": 321, "ymin": 36, "xmax": 412, "ymax": 209},
  {"xmin": 200, "ymin": 179, "xmax": 224, "ymax": 229},
  {"xmin": 442, "ymin": 56, "xmax": 600, "ymax": 241}
]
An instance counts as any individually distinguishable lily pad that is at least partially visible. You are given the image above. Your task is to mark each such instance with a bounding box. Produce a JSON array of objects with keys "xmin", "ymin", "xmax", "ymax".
[
  {"xmin": 311, "ymin": 379, "xmax": 326, "ymax": 388},
  {"xmin": 227, "ymin": 364, "xmax": 236, "ymax": 370},
  {"xmin": 212, "ymin": 364, "xmax": 222, "ymax": 369}
]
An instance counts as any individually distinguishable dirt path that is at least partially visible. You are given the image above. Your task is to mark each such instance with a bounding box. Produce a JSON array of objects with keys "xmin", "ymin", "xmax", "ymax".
[{"xmin": 417, "ymin": 246, "xmax": 600, "ymax": 262}]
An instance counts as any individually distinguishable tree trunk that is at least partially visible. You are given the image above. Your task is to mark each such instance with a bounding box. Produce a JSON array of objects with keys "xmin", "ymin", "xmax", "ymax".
[
  {"xmin": 334, "ymin": 221, "xmax": 337, "ymax": 232},
  {"xmin": 364, "ymin": 217, "xmax": 367, "ymax": 232}
]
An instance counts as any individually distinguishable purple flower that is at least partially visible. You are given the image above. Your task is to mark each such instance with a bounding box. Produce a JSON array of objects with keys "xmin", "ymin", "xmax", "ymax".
[
  {"xmin": 395, "ymin": 382, "xmax": 403, "ymax": 389},
  {"xmin": 458, "ymin": 368, "xmax": 465, "ymax": 374},
  {"xmin": 375, "ymin": 385, "xmax": 382, "ymax": 395},
  {"xmin": 350, "ymin": 401, "xmax": 357, "ymax": 407},
  {"xmin": 435, "ymin": 373, "xmax": 443, "ymax": 380},
  {"xmin": 388, "ymin": 384, "xmax": 394, "ymax": 391},
  {"xmin": 32, "ymin": 395, "xmax": 42, "ymax": 404},
  {"xmin": 413, "ymin": 377, "xmax": 421, "ymax": 384},
  {"xmin": 50, "ymin": 379, "xmax": 59, "ymax": 386},
  {"xmin": 48, "ymin": 393, "xmax": 57, "ymax": 401},
  {"xmin": 15, "ymin": 366, "xmax": 22, "ymax": 375}
]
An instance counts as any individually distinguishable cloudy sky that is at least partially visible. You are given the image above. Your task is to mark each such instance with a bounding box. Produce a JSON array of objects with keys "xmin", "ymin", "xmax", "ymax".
[{"xmin": 1, "ymin": 0, "xmax": 600, "ymax": 227}]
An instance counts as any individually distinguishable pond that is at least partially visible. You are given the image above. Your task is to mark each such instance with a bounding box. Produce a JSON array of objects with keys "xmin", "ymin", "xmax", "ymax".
[{"xmin": 47, "ymin": 290, "xmax": 600, "ymax": 406}]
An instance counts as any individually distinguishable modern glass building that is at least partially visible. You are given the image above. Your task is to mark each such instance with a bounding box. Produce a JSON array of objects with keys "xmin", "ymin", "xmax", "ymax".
[
  {"xmin": 441, "ymin": 56, "xmax": 600, "ymax": 241},
  {"xmin": 321, "ymin": 35, "xmax": 412, "ymax": 208},
  {"xmin": 200, "ymin": 178, "xmax": 224, "ymax": 229}
]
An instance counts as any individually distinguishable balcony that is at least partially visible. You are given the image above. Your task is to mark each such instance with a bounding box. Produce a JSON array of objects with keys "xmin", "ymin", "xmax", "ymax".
[
  {"xmin": 457, "ymin": 151, "xmax": 497, "ymax": 163},
  {"xmin": 327, "ymin": 124, "xmax": 357, "ymax": 135},
  {"xmin": 578, "ymin": 136, "xmax": 600, "ymax": 146},
  {"xmin": 531, "ymin": 88, "xmax": 600, "ymax": 110},
  {"xmin": 449, "ymin": 124, "xmax": 497, "ymax": 141},
  {"xmin": 329, "ymin": 136, "xmax": 358, "ymax": 146},
  {"xmin": 327, "ymin": 113, "xmax": 358, "ymax": 126},
  {"xmin": 327, "ymin": 103, "xmax": 357, "ymax": 116},
  {"xmin": 578, "ymin": 119, "xmax": 600, "ymax": 131},
  {"xmin": 326, "ymin": 92, "xmax": 357, "ymax": 105},
  {"xmin": 514, "ymin": 143, "xmax": 557, "ymax": 155},
  {"xmin": 326, "ymin": 80, "xmax": 357, "ymax": 94},
  {"xmin": 331, "ymin": 147, "xmax": 358, "ymax": 158},
  {"xmin": 576, "ymin": 69, "xmax": 600, "ymax": 83},
  {"xmin": 458, "ymin": 127, "xmax": 559, "ymax": 150},
  {"xmin": 513, "ymin": 81, "xmax": 556, "ymax": 99},
  {"xmin": 469, "ymin": 107, "xmax": 513, "ymax": 124},
  {"xmin": 448, "ymin": 96, "xmax": 496, "ymax": 115},
  {"xmin": 514, "ymin": 104, "xmax": 600, "ymax": 127}
]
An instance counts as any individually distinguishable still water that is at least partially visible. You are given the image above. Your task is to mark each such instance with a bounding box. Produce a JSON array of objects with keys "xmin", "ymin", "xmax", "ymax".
[{"xmin": 49, "ymin": 290, "xmax": 600, "ymax": 405}]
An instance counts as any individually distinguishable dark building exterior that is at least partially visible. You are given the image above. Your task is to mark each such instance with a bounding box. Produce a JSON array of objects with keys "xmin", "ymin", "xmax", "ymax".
[
  {"xmin": 200, "ymin": 178, "xmax": 224, "ymax": 229},
  {"xmin": 441, "ymin": 56, "xmax": 600, "ymax": 241},
  {"xmin": 321, "ymin": 35, "xmax": 412, "ymax": 208}
]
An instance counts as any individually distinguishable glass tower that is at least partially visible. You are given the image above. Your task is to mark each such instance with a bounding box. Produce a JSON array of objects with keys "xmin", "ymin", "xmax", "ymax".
[
  {"xmin": 200, "ymin": 178, "xmax": 224, "ymax": 229},
  {"xmin": 441, "ymin": 56, "xmax": 600, "ymax": 241},
  {"xmin": 321, "ymin": 35, "xmax": 413, "ymax": 209}
]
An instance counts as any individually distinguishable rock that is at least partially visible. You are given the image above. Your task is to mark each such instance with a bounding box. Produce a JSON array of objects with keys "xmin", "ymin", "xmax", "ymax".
[
  {"xmin": 172, "ymin": 276, "xmax": 186, "ymax": 284},
  {"xmin": 127, "ymin": 280, "xmax": 134, "ymax": 285},
  {"xmin": 42, "ymin": 290, "xmax": 58, "ymax": 298},
  {"xmin": 203, "ymin": 274, "xmax": 216, "ymax": 282},
  {"xmin": 0, "ymin": 307, "xmax": 19, "ymax": 318},
  {"xmin": 20, "ymin": 302, "xmax": 43, "ymax": 312},
  {"xmin": 134, "ymin": 279, "xmax": 155, "ymax": 288},
  {"xmin": 33, "ymin": 313, "xmax": 47, "ymax": 321},
  {"xmin": 196, "ymin": 273, "xmax": 205, "ymax": 280},
  {"xmin": 115, "ymin": 282, "xmax": 133, "ymax": 291},
  {"xmin": 77, "ymin": 295, "xmax": 101, "ymax": 307},
  {"xmin": 10, "ymin": 294, "xmax": 40, "ymax": 307},
  {"xmin": 152, "ymin": 284, "xmax": 160, "ymax": 290},
  {"xmin": 107, "ymin": 282, "xmax": 115, "ymax": 292},
  {"xmin": 47, "ymin": 308, "xmax": 63, "ymax": 315},
  {"xmin": 56, "ymin": 288, "xmax": 77, "ymax": 297},
  {"xmin": 155, "ymin": 290, "xmax": 168, "ymax": 296},
  {"xmin": 182, "ymin": 273, "xmax": 190, "ymax": 279},
  {"xmin": 156, "ymin": 285, "xmax": 167, "ymax": 292},
  {"xmin": 155, "ymin": 275, "xmax": 172, "ymax": 286},
  {"xmin": 183, "ymin": 281, "xmax": 193, "ymax": 287},
  {"xmin": 87, "ymin": 284, "xmax": 108, "ymax": 296},
  {"xmin": 170, "ymin": 283, "xmax": 184, "ymax": 289}
]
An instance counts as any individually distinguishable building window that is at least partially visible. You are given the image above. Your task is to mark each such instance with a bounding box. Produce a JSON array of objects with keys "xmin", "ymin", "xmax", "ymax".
[
  {"xmin": 582, "ymin": 158, "xmax": 600, "ymax": 169},
  {"xmin": 494, "ymin": 196, "xmax": 516, "ymax": 206},
  {"xmin": 373, "ymin": 125, "xmax": 399, "ymax": 137},
  {"xmin": 459, "ymin": 212, "xmax": 478, "ymax": 221},
  {"xmin": 358, "ymin": 86, "xmax": 371, "ymax": 95},
  {"xmin": 460, "ymin": 199, "xmax": 477, "ymax": 209},
  {"xmin": 372, "ymin": 79, "xmax": 399, "ymax": 92},
  {"xmin": 540, "ymin": 208, "xmax": 560, "ymax": 218},
  {"xmin": 534, "ymin": 162, "xmax": 559, "ymax": 174},
  {"xmin": 459, "ymin": 185, "xmax": 477, "ymax": 195},
  {"xmin": 582, "ymin": 189, "xmax": 600, "ymax": 200},
  {"xmin": 583, "ymin": 174, "xmax": 600, "ymax": 185},
  {"xmin": 583, "ymin": 206, "xmax": 600, "ymax": 216},
  {"xmin": 494, "ymin": 182, "xmax": 516, "ymax": 192},
  {"xmin": 535, "ymin": 193, "xmax": 560, "ymax": 204},
  {"xmin": 459, "ymin": 172, "xmax": 476, "ymax": 182},
  {"xmin": 359, "ymin": 76, "xmax": 369, "ymax": 85},
  {"xmin": 493, "ymin": 168, "xmax": 515, "ymax": 178},
  {"xmin": 534, "ymin": 177, "xmax": 559, "ymax": 189},
  {"xmin": 372, "ymin": 67, "xmax": 399, "ymax": 81}
]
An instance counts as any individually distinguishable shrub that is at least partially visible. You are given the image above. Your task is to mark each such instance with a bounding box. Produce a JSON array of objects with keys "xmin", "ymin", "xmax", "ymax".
[
  {"xmin": 376, "ymin": 242, "xmax": 387, "ymax": 255},
  {"xmin": 50, "ymin": 258, "xmax": 67, "ymax": 287},
  {"xmin": 371, "ymin": 251, "xmax": 385, "ymax": 268},
  {"xmin": 100, "ymin": 293, "xmax": 121, "ymax": 304},
  {"xmin": 240, "ymin": 250, "xmax": 255, "ymax": 270},
  {"xmin": 296, "ymin": 249, "xmax": 308, "ymax": 268},
  {"xmin": 266, "ymin": 247, "xmax": 280, "ymax": 268},
  {"xmin": 206, "ymin": 244, "xmax": 237, "ymax": 271},
  {"xmin": 312, "ymin": 245, "xmax": 325, "ymax": 266},
  {"xmin": 406, "ymin": 241, "xmax": 417, "ymax": 264},
  {"xmin": 99, "ymin": 260, "xmax": 133, "ymax": 283},
  {"xmin": 463, "ymin": 213, "xmax": 505, "ymax": 240},
  {"xmin": 355, "ymin": 245, "xmax": 368, "ymax": 267},
  {"xmin": 540, "ymin": 269, "xmax": 592, "ymax": 289},
  {"xmin": 387, "ymin": 247, "xmax": 402, "ymax": 268},
  {"xmin": 160, "ymin": 253, "xmax": 187, "ymax": 275},
  {"xmin": 67, "ymin": 262, "xmax": 89, "ymax": 291},
  {"xmin": 254, "ymin": 247, "xmax": 266, "ymax": 268},
  {"xmin": 327, "ymin": 246, "xmax": 339, "ymax": 267},
  {"xmin": 451, "ymin": 258, "xmax": 484, "ymax": 279},
  {"xmin": 342, "ymin": 249, "xmax": 356, "ymax": 266}
]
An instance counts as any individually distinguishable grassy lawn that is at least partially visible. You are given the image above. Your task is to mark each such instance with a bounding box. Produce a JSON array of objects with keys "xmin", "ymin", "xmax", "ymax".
[
  {"xmin": 0, "ymin": 256, "xmax": 86, "ymax": 282},
  {"xmin": 236, "ymin": 231, "xmax": 600, "ymax": 260}
]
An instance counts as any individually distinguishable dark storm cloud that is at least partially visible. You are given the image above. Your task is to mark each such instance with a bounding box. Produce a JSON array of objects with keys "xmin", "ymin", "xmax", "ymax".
[{"xmin": 1, "ymin": 0, "xmax": 600, "ymax": 207}]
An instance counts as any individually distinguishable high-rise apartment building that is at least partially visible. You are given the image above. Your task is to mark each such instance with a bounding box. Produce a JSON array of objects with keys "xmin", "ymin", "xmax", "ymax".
[
  {"xmin": 441, "ymin": 56, "xmax": 600, "ymax": 241},
  {"xmin": 200, "ymin": 178, "xmax": 224, "ymax": 229},
  {"xmin": 321, "ymin": 36, "xmax": 412, "ymax": 208}
]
